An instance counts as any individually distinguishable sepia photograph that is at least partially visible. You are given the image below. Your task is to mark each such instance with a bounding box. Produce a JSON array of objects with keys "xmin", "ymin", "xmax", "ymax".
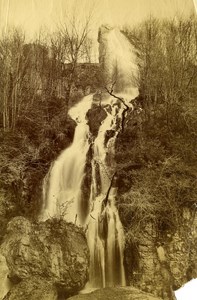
[{"xmin": 0, "ymin": 1, "xmax": 196, "ymax": 299}]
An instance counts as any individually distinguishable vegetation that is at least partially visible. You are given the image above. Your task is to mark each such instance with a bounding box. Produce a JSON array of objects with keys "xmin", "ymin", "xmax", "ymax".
[
  {"xmin": 0, "ymin": 17, "xmax": 100, "ymax": 225},
  {"xmin": 117, "ymin": 15, "xmax": 197, "ymax": 237}
]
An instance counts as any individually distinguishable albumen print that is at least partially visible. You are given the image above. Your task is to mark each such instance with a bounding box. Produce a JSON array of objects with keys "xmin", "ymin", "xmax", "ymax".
[{"xmin": 0, "ymin": 1, "xmax": 196, "ymax": 299}]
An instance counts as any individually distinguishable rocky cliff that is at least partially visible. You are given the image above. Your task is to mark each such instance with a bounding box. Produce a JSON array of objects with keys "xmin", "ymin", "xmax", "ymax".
[
  {"xmin": 0, "ymin": 217, "xmax": 89, "ymax": 299},
  {"xmin": 123, "ymin": 214, "xmax": 197, "ymax": 300}
]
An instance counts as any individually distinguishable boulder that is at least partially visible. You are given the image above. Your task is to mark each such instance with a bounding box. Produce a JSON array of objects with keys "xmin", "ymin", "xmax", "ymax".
[
  {"xmin": 1, "ymin": 217, "xmax": 89, "ymax": 297},
  {"xmin": 3, "ymin": 276, "xmax": 57, "ymax": 300},
  {"xmin": 67, "ymin": 287, "xmax": 162, "ymax": 300}
]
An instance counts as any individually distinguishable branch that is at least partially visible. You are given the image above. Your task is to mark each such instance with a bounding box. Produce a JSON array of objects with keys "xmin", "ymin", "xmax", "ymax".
[
  {"xmin": 102, "ymin": 172, "xmax": 116, "ymax": 208},
  {"xmin": 105, "ymin": 85, "xmax": 130, "ymax": 132}
]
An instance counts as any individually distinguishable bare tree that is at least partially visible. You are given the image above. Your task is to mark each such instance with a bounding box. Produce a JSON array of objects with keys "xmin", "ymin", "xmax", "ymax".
[
  {"xmin": 55, "ymin": 11, "xmax": 93, "ymax": 106},
  {"xmin": 0, "ymin": 28, "xmax": 27, "ymax": 131},
  {"xmin": 0, "ymin": 28, "xmax": 52, "ymax": 132},
  {"xmin": 124, "ymin": 14, "xmax": 197, "ymax": 132}
]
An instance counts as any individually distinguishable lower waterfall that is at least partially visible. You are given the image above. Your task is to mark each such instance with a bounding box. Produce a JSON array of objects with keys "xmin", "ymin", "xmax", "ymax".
[
  {"xmin": 41, "ymin": 94, "xmax": 130, "ymax": 288},
  {"xmin": 86, "ymin": 99, "xmax": 126, "ymax": 288}
]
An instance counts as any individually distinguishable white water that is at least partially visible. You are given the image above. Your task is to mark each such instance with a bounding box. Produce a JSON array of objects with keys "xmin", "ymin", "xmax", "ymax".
[
  {"xmin": 86, "ymin": 101, "xmax": 126, "ymax": 288},
  {"xmin": 99, "ymin": 25, "xmax": 139, "ymax": 95},
  {"xmin": 41, "ymin": 95, "xmax": 127, "ymax": 287},
  {"xmin": 41, "ymin": 27, "xmax": 139, "ymax": 288},
  {"xmin": 41, "ymin": 95, "xmax": 92, "ymax": 223}
]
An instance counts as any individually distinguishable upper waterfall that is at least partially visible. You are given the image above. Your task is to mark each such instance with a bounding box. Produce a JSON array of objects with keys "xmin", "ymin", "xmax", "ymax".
[{"xmin": 98, "ymin": 25, "xmax": 139, "ymax": 96}]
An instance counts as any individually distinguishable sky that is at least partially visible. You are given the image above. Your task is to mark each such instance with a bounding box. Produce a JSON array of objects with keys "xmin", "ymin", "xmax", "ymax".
[{"xmin": 0, "ymin": 0, "xmax": 196, "ymax": 39}]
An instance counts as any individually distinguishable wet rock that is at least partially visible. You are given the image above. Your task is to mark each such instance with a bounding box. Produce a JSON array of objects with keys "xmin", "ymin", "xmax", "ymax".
[
  {"xmin": 94, "ymin": 161, "xmax": 102, "ymax": 196},
  {"xmin": 80, "ymin": 146, "xmax": 93, "ymax": 223},
  {"xmin": 67, "ymin": 287, "xmax": 162, "ymax": 300},
  {"xmin": 104, "ymin": 130, "xmax": 116, "ymax": 147},
  {"xmin": 86, "ymin": 104, "xmax": 107, "ymax": 137},
  {"xmin": 1, "ymin": 217, "xmax": 89, "ymax": 298},
  {"xmin": 3, "ymin": 277, "xmax": 57, "ymax": 300}
]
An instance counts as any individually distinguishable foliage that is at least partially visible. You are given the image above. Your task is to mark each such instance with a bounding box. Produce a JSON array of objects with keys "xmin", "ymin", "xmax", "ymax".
[
  {"xmin": 117, "ymin": 15, "xmax": 197, "ymax": 236},
  {"xmin": 0, "ymin": 23, "xmax": 97, "ymax": 220}
]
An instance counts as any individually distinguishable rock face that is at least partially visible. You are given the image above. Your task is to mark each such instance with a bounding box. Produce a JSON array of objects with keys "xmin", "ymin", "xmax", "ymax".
[
  {"xmin": 86, "ymin": 104, "xmax": 107, "ymax": 137},
  {"xmin": 3, "ymin": 277, "xmax": 57, "ymax": 300},
  {"xmin": 124, "ymin": 211, "xmax": 197, "ymax": 300},
  {"xmin": 0, "ymin": 217, "xmax": 89, "ymax": 298},
  {"xmin": 67, "ymin": 287, "xmax": 162, "ymax": 300}
]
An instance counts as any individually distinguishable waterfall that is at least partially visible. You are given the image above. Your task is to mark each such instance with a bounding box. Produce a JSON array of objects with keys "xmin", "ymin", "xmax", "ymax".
[
  {"xmin": 86, "ymin": 100, "xmax": 126, "ymax": 288},
  {"xmin": 41, "ymin": 26, "xmax": 139, "ymax": 289},
  {"xmin": 98, "ymin": 25, "xmax": 139, "ymax": 95},
  {"xmin": 41, "ymin": 95, "xmax": 127, "ymax": 287},
  {"xmin": 41, "ymin": 95, "xmax": 92, "ymax": 223}
]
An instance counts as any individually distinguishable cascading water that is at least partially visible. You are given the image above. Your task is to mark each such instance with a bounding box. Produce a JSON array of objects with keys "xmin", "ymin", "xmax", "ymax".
[
  {"xmin": 41, "ymin": 26, "xmax": 139, "ymax": 289},
  {"xmin": 86, "ymin": 101, "xmax": 126, "ymax": 288},
  {"xmin": 98, "ymin": 25, "xmax": 139, "ymax": 95},
  {"xmin": 41, "ymin": 95, "xmax": 92, "ymax": 223}
]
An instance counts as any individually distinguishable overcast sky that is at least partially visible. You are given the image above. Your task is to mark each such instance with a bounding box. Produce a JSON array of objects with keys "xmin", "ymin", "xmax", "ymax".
[{"xmin": 0, "ymin": 0, "xmax": 196, "ymax": 39}]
